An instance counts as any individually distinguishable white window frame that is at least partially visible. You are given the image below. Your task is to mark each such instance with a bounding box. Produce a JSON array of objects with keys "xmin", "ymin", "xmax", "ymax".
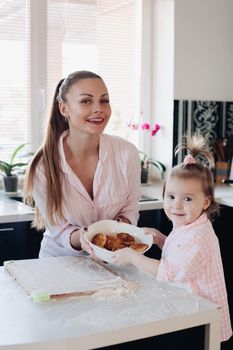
[
  {"xmin": 28, "ymin": 0, "xmax": 47, "ymax": 152},
  {"xmin": 140, "ymin": 0, "xmax": 153, "ymax": 156},
  {"xmin": 28, "ymin": 0, "xmax": 153, "ymax": 154}
]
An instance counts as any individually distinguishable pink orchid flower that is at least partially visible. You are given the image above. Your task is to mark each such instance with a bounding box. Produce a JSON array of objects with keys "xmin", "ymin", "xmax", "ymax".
[
  {"xmin": 151, "ymin": 123, "xmax": 161, "ymax": 136},
  {"xmin": 128, "ymin": 121, "xmax": 161, "ymax": 136},
  {"xmin": 128, "ymin": 122, "xmax": 139, "ymax": 130},
  {"xmin": 141, "ymin": 122, "xmax": 150, "ymax": 130}
]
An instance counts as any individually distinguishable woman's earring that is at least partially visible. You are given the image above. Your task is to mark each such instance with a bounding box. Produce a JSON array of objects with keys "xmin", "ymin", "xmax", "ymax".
[{"xmin": 65, "ymin": 116, "xmax": 70, "ymax": 122}]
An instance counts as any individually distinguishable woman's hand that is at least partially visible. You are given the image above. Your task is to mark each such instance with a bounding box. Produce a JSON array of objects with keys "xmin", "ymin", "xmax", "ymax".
[
  {"xmin": 79, "ymin": 227, "xmax": 94, "ymax": 256},
  {"xmin": 115, "ymin": 216, "xmax": 131, "ymax": 224},
  {"xmin": 79, "ymin": 227, "xmax": 102, "ymax": 262}
]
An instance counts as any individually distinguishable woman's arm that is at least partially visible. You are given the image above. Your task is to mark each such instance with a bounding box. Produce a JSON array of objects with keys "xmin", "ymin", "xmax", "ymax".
[{"xmin": 32, "ymin": 166, "xmax": 84, "ymax": 254}]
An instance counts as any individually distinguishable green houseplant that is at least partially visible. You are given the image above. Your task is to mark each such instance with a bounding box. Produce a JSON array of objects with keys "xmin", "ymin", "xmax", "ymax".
[
  {"xmin": 0, "ymin": 143, "xmax": 28, "ymax": 192},
  {"xmin": 139, "ymin": 151, "xmax": 166, "ymax": 184}
]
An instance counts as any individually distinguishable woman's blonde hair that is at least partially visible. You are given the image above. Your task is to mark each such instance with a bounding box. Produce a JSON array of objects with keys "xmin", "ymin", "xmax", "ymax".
[
  {"xmin": 23, "ymin": 70, "xmax": 103, "ymax": 229},
  {"xmin": 163, "ymin": 133, "xmax": 219, "ymax": 221}
]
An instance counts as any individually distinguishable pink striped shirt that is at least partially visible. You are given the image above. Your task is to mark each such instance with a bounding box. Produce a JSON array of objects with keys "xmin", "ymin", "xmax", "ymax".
[
  {"xmin": 157, "ymin": 213, "xmax": 232, "ymax": 341},
  {"xmin": 32, "ymin": 131, "xmax": 141, "ymax": 258}
]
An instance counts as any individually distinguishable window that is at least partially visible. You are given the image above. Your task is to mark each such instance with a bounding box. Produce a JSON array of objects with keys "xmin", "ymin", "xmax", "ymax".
[
  {"xmin": 0, "ymin": 0, "xmax": 29, "ymax": 161},
  {"xmin": 0, "ymin": 0, "xmax": 149, "ymax": 161}
]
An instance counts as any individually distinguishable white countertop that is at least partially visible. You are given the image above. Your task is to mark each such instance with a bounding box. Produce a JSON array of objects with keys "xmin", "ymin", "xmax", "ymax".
[
  {"xmin": 0, "ymin": 195, "xmax": 34, "ymax": 224},
  {"xmin": 139, "ymin": 182, "xmax": 163, "ymax": 210},
  {"xmin": 213, "ymin": 184, "xmax": 233, "ymax": 207},
  {"xmin": 0, "ymin": 187, "xmax": 163, "ymax": 224},
  {"xmin": 0, "ymin": 183, "xmax": 232, "ymax": 224},
  {"xmin": 0, "ymin": 259, "xmax": 220, "ymax": 350},
  {"xmin": 140, "ymin": 182, "xmax": 233, "ymax": 210}
]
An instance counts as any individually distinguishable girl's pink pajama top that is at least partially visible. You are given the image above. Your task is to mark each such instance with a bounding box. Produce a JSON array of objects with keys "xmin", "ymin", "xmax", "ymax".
[{"xmin": 157, "ymin": 213, "xmax": 232, "ymax": 341}]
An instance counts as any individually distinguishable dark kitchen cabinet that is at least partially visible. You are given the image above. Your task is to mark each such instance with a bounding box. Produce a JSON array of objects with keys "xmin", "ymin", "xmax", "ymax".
[
  {"xmin": 0, "ymin": 222, "xmax": 28, "ymax": 265},
  {"xmin": 0, "ymin": 221, "xmax": 43, "ymax": 266},
  {"xmin": 213, "ymin": 205, "xmax": 233, "ymax": 350}
]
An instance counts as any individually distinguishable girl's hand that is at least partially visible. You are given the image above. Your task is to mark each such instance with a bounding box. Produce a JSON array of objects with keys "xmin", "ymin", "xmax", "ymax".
[
  {"xmin": 112, "ymin": 247, "xmax": 138, "ymax": 266},
  {"xmin": 113, "ymin": 246, "xmax": 159, "ymax": 276},
  {"xmin": 143, "ymin": 227, "xmax": 166, "ymax": 248}
]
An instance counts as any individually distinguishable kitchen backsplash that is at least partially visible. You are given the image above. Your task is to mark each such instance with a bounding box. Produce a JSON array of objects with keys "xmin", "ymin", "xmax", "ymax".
[{"xmin": 173, "ymin": 100, "xmax": 233, "ymax": 166}]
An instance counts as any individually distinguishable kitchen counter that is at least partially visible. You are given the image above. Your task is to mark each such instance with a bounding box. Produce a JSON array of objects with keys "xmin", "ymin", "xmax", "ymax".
[
  {"xmin": 214, "ymin": 184, "xmax": 233, "ymax": 207},
  {"xmin": 0, "ymin": 183, "xmax": 233, "ymax": 224},
  {"xmin": 0, "ymin": 194, "xmax": 34, "ymax": 224},
  {"xmin": 139, "ymin": 182, "xmax": 164, "ymax": 211},
  {"xmin": 0, "ymin": 188, "xmax": 163, "ymax": 224},
  {"xmin": 0, "ymin": 260, "xmax": 220, "ymax": 350},
  {"xmin": 140, "ymin": 182, "xmax": 233, "ymax": 210}
]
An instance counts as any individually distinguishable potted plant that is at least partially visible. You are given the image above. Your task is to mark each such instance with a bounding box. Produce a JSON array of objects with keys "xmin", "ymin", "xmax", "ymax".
[
  {"xmin": 127, "ymin": 120, "xmax": 166, "ymax": 183},
  {"xmin": 0, "ymin": 143, "xmax": 29, "ymax": 192},
  {"xmin": 139, "ymin": 151, "xmax": 166, "ymax": 184}
]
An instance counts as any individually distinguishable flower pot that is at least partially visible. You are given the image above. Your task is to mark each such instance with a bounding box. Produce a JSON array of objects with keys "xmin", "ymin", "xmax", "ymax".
[
  {"xmin": 3, "ymin": 175, "xmax": 18, "ymax": 192},
  {"xmin": 141, "ymin": 167, "xmax": 149, "ymax": 184},
  {"xmin": 215, "ymin": 161, "xmax": 230, "ymax": 183}
]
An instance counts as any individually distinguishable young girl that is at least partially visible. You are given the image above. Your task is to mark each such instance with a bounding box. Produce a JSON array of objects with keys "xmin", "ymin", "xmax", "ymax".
[{"xmin": 113, "ymin": 134, "xmax": 232, "ymax": 342}]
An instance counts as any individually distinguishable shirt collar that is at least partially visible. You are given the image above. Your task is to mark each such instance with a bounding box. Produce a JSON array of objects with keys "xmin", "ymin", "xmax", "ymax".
[
  {"xmin": 59, "ymin": 130, "xmax": 108, "ymax": 173},
  {"xmin": 173, "ymin": 212, "xmax": 208, "ymax": 233}
]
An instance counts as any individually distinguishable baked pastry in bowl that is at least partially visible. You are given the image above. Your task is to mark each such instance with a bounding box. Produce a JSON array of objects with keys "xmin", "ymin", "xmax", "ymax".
[{"xmin": 84, "ymin": 220, "xmax": 153, "ymax": 264}]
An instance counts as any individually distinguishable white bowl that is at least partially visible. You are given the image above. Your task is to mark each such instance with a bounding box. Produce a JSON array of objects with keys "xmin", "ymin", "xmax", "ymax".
[{"xmin": 84, "ymin": 220, "xmax": 153, "ymax": 264}]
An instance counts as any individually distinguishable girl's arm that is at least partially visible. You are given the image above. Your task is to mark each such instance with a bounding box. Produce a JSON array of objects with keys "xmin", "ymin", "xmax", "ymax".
[
  {"xmin": 143, "ymin": 227, "xmax": 167, "ymax": 250},
  {"xmin": 113, "ymin": 247, "xmax": 160, "ymax": 276}
]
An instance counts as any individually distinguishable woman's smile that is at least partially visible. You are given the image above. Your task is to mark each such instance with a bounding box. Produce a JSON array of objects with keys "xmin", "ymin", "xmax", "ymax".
[{"xmin": 86, "ymin": 116, "xmax": 105, "ymax": 125}]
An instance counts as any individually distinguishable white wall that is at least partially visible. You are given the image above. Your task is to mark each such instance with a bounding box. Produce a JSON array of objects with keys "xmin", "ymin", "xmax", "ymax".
[
  {"xmin": 174, "ymin": 0, "xmax": 233, "ymax": 101},
  {"xmin": 150, "ymin": 0, "xmax": 233, "ymax": 173},
  {"xmin": 151, "ymin": 0, "xmax": 174, "ymax": 171}
]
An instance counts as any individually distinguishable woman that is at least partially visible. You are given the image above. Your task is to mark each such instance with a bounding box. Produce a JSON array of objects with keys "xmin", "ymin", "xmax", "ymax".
[{"xmin": 24, "ymin": 70, "xmax": 141, "ymax": 257}]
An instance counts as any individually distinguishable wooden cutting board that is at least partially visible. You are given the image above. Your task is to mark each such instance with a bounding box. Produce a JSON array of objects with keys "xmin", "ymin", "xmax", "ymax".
[{"xmin": 4, "ymin": 256, "xmax": 129, "ymax": 301}]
